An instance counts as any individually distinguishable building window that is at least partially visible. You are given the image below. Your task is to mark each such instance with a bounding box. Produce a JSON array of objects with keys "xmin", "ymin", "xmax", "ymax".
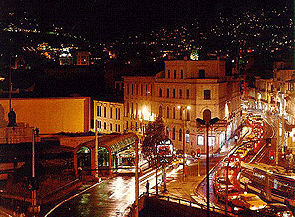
[
  {"xmin": 173, "ymin": 107, "xmax": 176, "ymax": 119},
  {"xmin": 141, "ymin": 84, "xmax": 143, "ymax": 95},
  {"xmin": 166, "ymin": 107, "xmax": 169, "ymax": 118},
  {"xmin": 104, "ymin": 122, "xmax": 107, "ymax": 130},
  {"xmin": 186, "ymin": 89, "xmax": 189, "ymax": 99},
  {"xmin": 186, "ymin": 110, "xmax": 190, "ymax": 121},
  {"xmin": 166, "ymin": 88, "xmax": 169, "ymax": 98},
  {"xmin": 172, "ymin": 128, "xmax": 175, "ymax": 140},
  {"xmin": 118, "ymin": 108, "xmax": 121, "ymax": 120},
  {"xmin": 180, "ymin": 69, "xmax": 183, "ymax": 79},
  {"xmin": 180, "ymin": 109, "xmax": 182, "ymax": 120},
  {"xmin": 179, "ymin": 89, "xmax": 182, "ymax": 99},
  {"xmin": 97, "ymin": 106, "xmax": 101, "ymax": 117},
  {"xmin": 110, "ymin": 107, "xmax": 113, "ymax": 118},
  {"xmin": 126, "ymin": 121, "xmax": 129, "ymax": 129},
  {"xmin": 174, "ymin": 70, "xmax": 176, "ymax": 78},
  {"xmin": 136, "ymin": 84, "xmax": 139, "ymax": 95},
  {"xmin": 151, "ymin": 84, "xmax": 153, "ymax": 96},
  {"xmin": 118, "ymin": 125, "xmax": 120, "ymax": 132},
  {"xmin": 159, "ymin": 88, "xmax": 163, "ymax": 97},
  {"xmin": 104, "ymin": 107, "xmax": 107, "ymax": 117},
  {"xmin": 146, "ymin": 85, "xmax": 148, "ymax": 96},
  {"xmin": 159, "ymin": 106, "xmax": 163, "ymax": 117},
  {"xmin": 168, "ymin": 70, "xmax": 170, "ymax": 78},
  {"xmin": 173, "ymin": 89, "xmax": 175, "ymax": 98},
  {"xmin": 199, "ymin": 69, "xmax": 205, "ymax": 78},
  {"xmin": 132, "ymin": 84, "xmax": 134, "ymax": 95},
  {"xmin": 110, "ymin": 123, "xmax": 113, "ymax": 131},
  {"xmin": 179, "ymin": 129, "xmax": 182, "ymax": 141},
  {"xmin": 204, "ymin": 90, "xmax": 211, "ymax": 100},
  {"xmin": 185, "ymin": 130, "xmax": 190, "ymax": 143}
]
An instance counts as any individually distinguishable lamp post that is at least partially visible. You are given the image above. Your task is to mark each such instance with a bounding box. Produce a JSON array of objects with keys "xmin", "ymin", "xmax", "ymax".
[{"xmin": 196, "ymin": 115, "xmax": 219, "ymax": 217}]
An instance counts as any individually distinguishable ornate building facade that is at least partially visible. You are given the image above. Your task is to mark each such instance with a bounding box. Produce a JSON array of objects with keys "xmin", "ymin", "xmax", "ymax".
[{"xmin": 123, "ymin": 58, "xmax": 243, "ymax": 155}]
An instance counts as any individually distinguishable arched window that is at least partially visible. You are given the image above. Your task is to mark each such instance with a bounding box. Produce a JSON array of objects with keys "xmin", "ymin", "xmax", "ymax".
[
  {"xmin": 159, "ymin": 88, "xmax": 162, "ymax": 97},
  {"xmin": 172, "ymin": 128, "xmax": 175, "ymax": 140},
  {"xmin": 159, "ymin": 106, "xmax": 163, "ymax": 117},
  {"xmin": 166, "ymin": 106, "xmax": 169, "ymax": 118},
  {"xmin": 179, "ymin": 128, "xmax": 182, "ymax": 141}
]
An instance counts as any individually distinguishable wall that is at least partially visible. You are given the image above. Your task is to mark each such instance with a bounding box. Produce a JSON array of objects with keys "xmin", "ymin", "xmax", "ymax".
[{"xmin": 0, "ymin": 97, "xmax": 91, "ymax": 134}]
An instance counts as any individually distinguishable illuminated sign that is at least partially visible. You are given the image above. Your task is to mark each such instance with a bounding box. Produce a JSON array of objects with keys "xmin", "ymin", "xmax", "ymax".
[{"xmin": 157, "ymin": 140, "xmax": 173, "ymax": 157}]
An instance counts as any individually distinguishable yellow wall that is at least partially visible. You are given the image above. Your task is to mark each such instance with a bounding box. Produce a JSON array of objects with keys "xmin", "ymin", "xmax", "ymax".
[{"xmin": 0, "ymin": 97, "xmax": 91, "ymax": 134}]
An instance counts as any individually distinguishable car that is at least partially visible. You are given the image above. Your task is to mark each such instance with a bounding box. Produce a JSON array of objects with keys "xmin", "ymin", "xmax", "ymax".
[
  {"xmin": 217, "ymin": 187, "xmax": 242, "ymax": 203},
  {"xmin": 236, "ymin": 148, "xmax": 248, "ymax": 159},
  {"xmin": 230, "ymin": 192, "xmax": 267, "ymax": 211},
  {"xmin": 213, "ymin": 176, "xmax": 234, "ymax": 193},
  {"xmin": 257, "ymin": 203, "xmax": 294, "ymax": 217}
]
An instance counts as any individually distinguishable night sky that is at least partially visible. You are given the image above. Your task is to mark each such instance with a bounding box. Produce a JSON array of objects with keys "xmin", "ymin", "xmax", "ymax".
[{"xmin": 1, "ymin": 0, "xmax": 292, "ymax": 41}]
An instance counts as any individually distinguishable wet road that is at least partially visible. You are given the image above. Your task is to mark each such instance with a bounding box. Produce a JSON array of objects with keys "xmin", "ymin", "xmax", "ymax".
[{"xmin": 46, "ymin": 176, "xmax": 145, "ymax": 217}]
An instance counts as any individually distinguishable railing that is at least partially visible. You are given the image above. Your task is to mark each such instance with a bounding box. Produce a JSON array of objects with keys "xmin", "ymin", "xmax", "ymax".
[{"xmin": 143, "ymin": 193, "xmax": 236, "ymax": 216}]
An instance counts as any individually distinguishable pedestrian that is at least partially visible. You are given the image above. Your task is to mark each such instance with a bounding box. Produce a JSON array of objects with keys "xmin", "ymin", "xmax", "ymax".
[
  {"xmin": 146, "ymin": 180, "xmax": 149, "ymax": 195},
  {"xmin": 78, "ymin": 166, "xmax": 83, "ymax": 180}
]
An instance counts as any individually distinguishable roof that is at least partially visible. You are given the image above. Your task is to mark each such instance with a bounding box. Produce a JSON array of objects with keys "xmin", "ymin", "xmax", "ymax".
[{"xmin": 79, "ymin": 133, "xmax": 138, "ymax": 154}]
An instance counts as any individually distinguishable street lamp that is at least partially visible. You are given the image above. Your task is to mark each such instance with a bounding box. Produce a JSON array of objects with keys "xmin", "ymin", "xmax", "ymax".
[
  {"xmin": 178, "ymin": 105, "xmax": 190, "ymax": 180},
  {"xmin": 196, "ymin": 113, "xmax": 219, "ymax": 217}
]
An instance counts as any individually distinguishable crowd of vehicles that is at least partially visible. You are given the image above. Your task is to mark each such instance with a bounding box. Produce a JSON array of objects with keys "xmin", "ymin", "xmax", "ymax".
[{"xmin": 212, "ymin": 111, "xmax": 294, "ymax": 216}]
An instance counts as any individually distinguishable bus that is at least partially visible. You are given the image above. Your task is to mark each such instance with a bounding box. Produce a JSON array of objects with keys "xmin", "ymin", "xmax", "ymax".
[{"xmin": 239, "ymin": 162, "xmax": 295, "ymax": 207}]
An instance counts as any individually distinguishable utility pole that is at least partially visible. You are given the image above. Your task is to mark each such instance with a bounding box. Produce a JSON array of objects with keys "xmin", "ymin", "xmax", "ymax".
[
  {"xmin": 135, "ymin": 138, "xmax": 139, "ymax": 217},
  {"xmin": 32, "ymin": 128, "xmax": 37, "ymax": 215},
  {"xmin": 94, "ymin": 120, "xmax": 98, "ymax": 177}
]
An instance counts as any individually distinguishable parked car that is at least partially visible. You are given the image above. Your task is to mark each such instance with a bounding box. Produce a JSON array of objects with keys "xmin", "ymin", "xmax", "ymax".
[
  {"xmin": 257, "ymin": 203, "xmax": 294, "ymax": 217},
  {"xmin": 230, "ymin": 192, "xmax": 267, "ymax": 211}
]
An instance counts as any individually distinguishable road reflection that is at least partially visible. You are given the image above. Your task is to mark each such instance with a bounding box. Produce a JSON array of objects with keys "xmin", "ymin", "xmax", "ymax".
[{"xmin": 47, "ymin": 176, "xmax": 137, "ymax": 217}]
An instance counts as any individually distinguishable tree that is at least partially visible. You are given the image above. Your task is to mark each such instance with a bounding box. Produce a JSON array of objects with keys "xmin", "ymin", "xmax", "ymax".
[{"xmin": 142, "ymin": 115, "xmax": 167, "ymax": 166}]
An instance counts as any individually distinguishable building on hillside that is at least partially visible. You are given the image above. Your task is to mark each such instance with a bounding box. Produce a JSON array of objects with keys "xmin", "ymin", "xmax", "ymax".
[
  {"xmin": 0, "ymin": 97, "xmax": 91, "ymax": 134},
  {"xmin": 123, "ymin": 57, "xmax": 243, "ymax": 155},
  {"xmin": 93, "ymin": 100, "xmax": 124, "ymax": 134},
  {"xmin": 75, "ymin": 51, "xmax": 90, "ymax": 66}
]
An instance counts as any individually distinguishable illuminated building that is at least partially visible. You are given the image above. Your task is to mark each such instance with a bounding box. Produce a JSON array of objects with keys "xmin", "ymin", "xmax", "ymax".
[
  {"xmin": 93, "ymin": 101, "xmax": 124, "ymax": 134},
  {"xmin": 123, "ymin": 57, "xmax": 243, "ymax": 154},
  {"xmin": 254, "ymin": 60, "xmax": 295, "ymax": 153},
  {"xmin": 75, "ymin": 51, "xmax": 90, "ymax": 65}
]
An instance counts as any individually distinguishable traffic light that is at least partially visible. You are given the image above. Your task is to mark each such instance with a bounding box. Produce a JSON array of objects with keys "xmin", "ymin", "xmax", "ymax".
[
  {"xmin": 27, "ymin": 177, "xmax": 39, "ymax": 191},
  {"xmin": 269, "ymin": 150, "xmax": 275, "ymax": 160},
  {"xmin": 266, "ymin": 138, "xmax": 271, "ymax": 147},
  {"xmin": 197, "ymin": 148, "xmax": 201, "ymax": 158}
]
